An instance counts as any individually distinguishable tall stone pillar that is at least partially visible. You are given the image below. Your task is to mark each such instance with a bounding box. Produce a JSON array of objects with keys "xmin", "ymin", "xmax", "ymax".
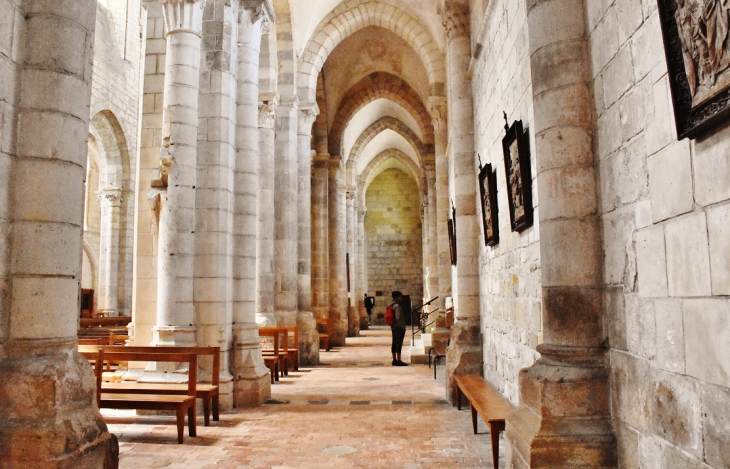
[
  {"xmin": 345, "ymin": 188, "xmax": 360, "ymax": 336},
  {"xmin": 443, "ymin": 3, "xmax": 481, "ymax": 398},
  {"xmin": 356, "ymin": 204, "xmax": 369, "ymax": 329},
  {"xmin": 424, "ymin": 161, "xmax": 439, "ymax": 304},
  {"xmin": 153, "ymin": 0, "xmax": 206, "ymax": 346},
  {"xmin": 430, "ymin": 98, "xmax": 450, "ymax": 312},
  {"xmin": 274, "ymin": 96, "xmax": 299, "ymax": 326},
  {"xmin": 328, "ymin": 156, "xmax": 348, "ymax": 346},
  {"xmin": 97, "ymin": 188, "xmax": 123, "ymax": 314},
  {"xmin": 507, "ymin": 0, "xmax": 616, "ymax": 466},
  {"xmin": 296, "ymin": 103, "xmax": 320, "ymax": 365},
  {"xmin": 231, "ymin": 0, "xmax": 274, "ymax": 407},
  {"xmin": 311, "ymin": 154, "xmax": 330, "ymax": 323},
  {"xmin": 256, "ymin": 93, "xmax": 277, "ymax": 326},
  {"xmin": 0, "ymin": 0, "xmax": 118, "ymax": 465}
]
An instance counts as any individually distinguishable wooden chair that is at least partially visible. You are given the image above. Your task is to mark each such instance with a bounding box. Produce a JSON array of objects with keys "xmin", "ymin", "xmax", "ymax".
[
  {"xmin": 316, "ymin": 317, "xmax": 332, "ymax": 351},
  {"xmin": 285, "ymin": 327, "xmax": 298, "ymax": 371}
]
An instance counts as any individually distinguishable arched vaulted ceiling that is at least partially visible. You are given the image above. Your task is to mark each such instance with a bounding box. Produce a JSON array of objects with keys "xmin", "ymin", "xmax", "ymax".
[
  {"xmin": 343, "ymin": 99, "xmax": 424, "ymax": 155},
  {"xmin": 295, "ymin": 0, "xmax": 446, "ymax": 102},
  {"xmin": 347, "ymin": 116, "xmax": 427, "ymax": 168}
]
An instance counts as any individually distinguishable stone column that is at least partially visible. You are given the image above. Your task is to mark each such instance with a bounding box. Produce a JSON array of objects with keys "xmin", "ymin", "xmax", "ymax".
[
  {"xmin": 346, "ymin": 187, "xmax": 360, "ymax": 336},
  {"xmin": 311, "ymin": 154, "xmax": 330, "ymax": 321},
  {"xmin": 424, "ymin": 161, "xmax": 439, "ymax": 304},
  {"xmin": 356, "ymin": 204, "xmax": 369, "ymax": 329},
  {"xmin": 443, "ymin": 4, "xmax": 481, "ymax": 398},
  {"xmin": 328, "ymin": 156, "xmax": 348, "ymax": 346},
  {"xmin": 430, "ymin": 98, "xmax": 451, "ymax": 312},
  {"xmin": 153, "ymin": 0, "xmax": 206, "ymax": 346},
  {"xmin": 507, "ymin": 0, "xmax": 616, "ymax": 466},
  {"xmin": 97, "ymin": 188, "xmax": 123, "ymax": 314},
  {"xmin": 297, "ymin": 103, "xmax": 321, "ymax": 365},
  {"xmin": 274, "ymin": 96, "xmax": 299, "ymax": 326},
  {"xmin": 232, "ymin": 0, "xmax": 273, "ymax": 407},
  {"xmin": 256, "ymin": 94, "xmax": 277, "ymax": 325},
  {"xmin": 0, "ymin": 0, "xmax": 118, "ymax": 465}
]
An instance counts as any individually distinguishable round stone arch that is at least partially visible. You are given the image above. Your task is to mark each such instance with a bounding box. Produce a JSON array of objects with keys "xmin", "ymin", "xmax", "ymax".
[
  {"xmin": 329, "ymin": 72, "xmax": 434, "ymax": 156},
  {"xmin": 348, "ymin": 116, "xmax": 429, "ymax": 166},
  {"xmin": 358, "ymin": 149, "xmax": 427, "ymax": 206},
  {"xmin": 86, "ymin": 110, "xmax": 134, "ymax": 316},
  {"xmin": 297, "ymin": 0, "xmax": 446, "ymax": 103}
]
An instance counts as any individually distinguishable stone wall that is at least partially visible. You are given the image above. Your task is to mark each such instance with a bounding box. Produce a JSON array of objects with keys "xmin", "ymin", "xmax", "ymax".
[
  {"xmin": 365, "ymin": 168, "xmax": 423, "ymax": 322},
  {"xmin": 470, "ymin": 0, "xmax": 540, "ymax": 404},
  {"xmin": 589, "ymin": 2, "xmax": 730, "ymax": 468}
]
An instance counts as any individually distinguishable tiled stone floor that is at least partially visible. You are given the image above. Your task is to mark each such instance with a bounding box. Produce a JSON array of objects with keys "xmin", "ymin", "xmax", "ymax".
[{"xmin": 109, "ymin": 327, "xmax": 505, "ymax": 468}]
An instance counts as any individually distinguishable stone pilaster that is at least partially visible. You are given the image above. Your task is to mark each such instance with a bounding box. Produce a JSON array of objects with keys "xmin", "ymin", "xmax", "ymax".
[
  {"xmin": 256, "ymin": 94, "xmax": 277, "ymax": 326},
  {"xmin": 311, "ymin": 154, "xmax": 330, "ymax": 322},
  {"xmin": 274, "ymin": 95, "xmax": 299, "ymax": 326},
  {"xmin": 430, "ymin": 97, "xmax": 450, "ymax": 314},
  {"xmin": 328, "ymin": 156, "xmax": 348, "ymax": 347},
  {"xmin": 507, "ymin": 0, "xmax": 616, "ymax": 466},
  {"xmin": 97, "ymin": 188, "xmax": 123, "ymax": 315},
  {"xmin": 297, "ymin": 103, "xmax": 320, "ymax": 365},
  {"xmin": 424, "ymin": 161, "xmax": 439, "ymax": 305},
  {"xmin": 153, "ymin": 0, "xmax": 206, "ymax": 346},
  {"xmin": 231, "ymin": 0, "xmax": 273, "ymax": 408},
  {"xmin": 442, "ymin": 3, "xmax": 481, "ymax": 400},
  {"xmin": 346, "ymin": 188, "xmax": 360, "ymax": 337},
  {"xmin": 0, "ymin": 0, "xmax": 119, "ymax": 466}
]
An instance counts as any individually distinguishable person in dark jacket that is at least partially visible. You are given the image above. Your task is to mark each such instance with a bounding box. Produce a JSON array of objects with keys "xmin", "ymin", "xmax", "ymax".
[
  {"xmin": 364, "ymin": 293, "xmax": 374, "ymax": 324},
  {"xmin": 390, "ymin": 291, "xmax": 408, "ymax": 366}
]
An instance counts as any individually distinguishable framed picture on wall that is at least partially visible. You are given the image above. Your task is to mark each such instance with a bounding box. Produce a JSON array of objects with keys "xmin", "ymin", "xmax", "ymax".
[
  {"xmin": 478, "ymin": 161, "xmax": 499, "ymax": 247},
  {"xmin": 502, "ymin": 119, "xmax": 533, "ymax": 232},
  {"xmin": 447, "ymin": 204, "xmax": 457, "ymax": 266},
  {"xmin": 657, "ymin": 0, "xmax": 730, "ymax": 139}
]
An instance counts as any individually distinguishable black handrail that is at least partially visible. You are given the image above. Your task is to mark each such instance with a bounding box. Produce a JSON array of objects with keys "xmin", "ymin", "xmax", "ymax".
[{"xmin": 409, "ymin": 295, "xmax": 440, "ymax": 346}]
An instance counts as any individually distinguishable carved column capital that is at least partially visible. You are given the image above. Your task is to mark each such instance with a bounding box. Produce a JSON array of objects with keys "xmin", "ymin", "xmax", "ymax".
[
  {"xmin": 258, "ymin": 94, "xmax": 278, "ymax": 129},
  {"xmin": 96, "ymin": 188, "xmax": 123, "ymax": 207},
  {"xmin": 148, "ymin": 0, "xmax": 206, "ymax": 37},
  {"xmin": 240, "ymin": 0, "xmax": 275, "ymax": 23},
  {"xmin": 429, "ymin": 96, "xmax": 448, "ymax": 130},
  {"xmin": 442, "ymin": 3, "xmax": 470, "ymax": 41},
  {"xmin": 298, "ymin": 102, "xmax": 320, "ymax": 135},
  {"xmin": 328, "ymin": 155, "xmax": 343, "ymax": 172},
  {"xmin": 312, "ymin": 153, "xmax": 331, "ymax": 169}
]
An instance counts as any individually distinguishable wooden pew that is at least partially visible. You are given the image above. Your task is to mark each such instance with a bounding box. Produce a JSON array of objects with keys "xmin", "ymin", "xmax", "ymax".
[
  {"xmin": 316, "ymin": 317, "xmax": 332, "ymax": 352},
  {"xmin": 101, "ymin": 346, "xmax": 220, "ymax": 426},
  {"xmin": 285, "ymin": 327, "xmax": 298, "ymax": 371},
  {"xmin": 92, "ymin": 348, "xmax": 197, "ymax": 444},
  {"xmin": 454, "ymin": 374, "xmax": 515, "ymax": 469},
  {"xmin": 260, "ymin": 327, "xmax": 288, "ymax": 379}
]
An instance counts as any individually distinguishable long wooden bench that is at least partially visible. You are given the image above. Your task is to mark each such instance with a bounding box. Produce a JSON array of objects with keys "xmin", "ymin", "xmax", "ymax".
[
  {"xmin": 316, "ymin": 317, "xmax": 332, "ymax": 351},
  {"xmin": 92, "ymin": 349, "xmax": 198, "ymax": 444},
  {"xmin": 454, "ymin": 374, "xmax": 515, "ymax": 468},
  {"xmin": 100, "ymin": 345, "xmax": 220, "ymax": 426},
  {"xmin": 260, "ymin": 327, "xmax": 288, "ymax": 379}
]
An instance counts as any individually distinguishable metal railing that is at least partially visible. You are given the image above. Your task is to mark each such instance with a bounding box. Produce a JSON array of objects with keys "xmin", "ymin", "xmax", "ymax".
[{"xmin": 410, "ymin": 296, "xmax": 439, "ymax": 346}]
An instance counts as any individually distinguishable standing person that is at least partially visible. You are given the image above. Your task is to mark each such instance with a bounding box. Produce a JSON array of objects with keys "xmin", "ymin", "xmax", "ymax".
[
  {"xmin": 390, "ymin": 291, "xmax": 408, "ymax": 366},
  {"xmin": 364, "ymin": 293, "xmax": 374, "ymax": 324}
]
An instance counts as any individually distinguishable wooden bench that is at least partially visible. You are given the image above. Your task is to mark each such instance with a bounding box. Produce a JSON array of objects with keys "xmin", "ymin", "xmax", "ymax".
[
  {"xmin": 260, "ymin": 327, "xmax": 288, "ymax": 379},
  {"xmin": 316, "ymin": 317, "xmax": 332, "ymax": 351},
  {"xmin": 285, "ymin": 326, "xmax": 298, "ymax": 371},
  {"xmin": 454, "ymin": 374, "xmax": 515, "ymax": 469},
  {"xmin": 92, "ymin": 349, "xmax": 198, "ymax": 444},
  {"xmin": 100, "ymin": 345, "xmax": 220, "ymax": 426}
]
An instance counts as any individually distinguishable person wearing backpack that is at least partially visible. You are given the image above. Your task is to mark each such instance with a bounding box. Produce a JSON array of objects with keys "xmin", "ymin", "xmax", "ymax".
[{"xmin": 388, "ymin": 291, "xmax": 408, "ymax": 366}]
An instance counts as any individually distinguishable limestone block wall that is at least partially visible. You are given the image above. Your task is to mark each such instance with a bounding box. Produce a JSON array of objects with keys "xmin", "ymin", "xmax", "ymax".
[
  {"xmin": 589, "ymin": 3, "xmax": 730, "ymax": 468},
  {"xmin": 88, "ymin": 1, "xmax": 143, "ymax": 316},
  {"xmin": 470, "ymin": 0, "xmax": 541, "ymax": 404},
  {"xmin": 365, "ymin": 168, "xmax": 423, "ymax": 322}
]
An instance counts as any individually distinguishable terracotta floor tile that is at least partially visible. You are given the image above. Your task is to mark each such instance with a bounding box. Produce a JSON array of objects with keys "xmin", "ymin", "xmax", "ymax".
[{"xmin": 110, "ymin": 328, "xmax": 505, "ymax": 468}]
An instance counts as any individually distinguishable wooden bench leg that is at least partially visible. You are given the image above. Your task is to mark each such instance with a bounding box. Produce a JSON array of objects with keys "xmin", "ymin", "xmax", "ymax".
[
  {"xmin": 489, "ymin": 421, "xmax": 505, "ymax": 468},
  {"xmin": 470, "ymin": 404, "xmax": 478, "ymax": 434},
  {"xmin": 456, "ymin": 384, "xmax": 462, "ymax": 410},
  {"xmin": 188, "ymin": 402, "xmax": 197, "ymax": 437},
  {"xmin": 203, "ymin": 397, "xmax": 211, "ymax": 427},
  {"xmin": 213, "ymin": 394, "xmax": 220, "ymax": 421},
  {"xmin": 176, "ymin": 408, "xmax": 185, "ymax": 444}
]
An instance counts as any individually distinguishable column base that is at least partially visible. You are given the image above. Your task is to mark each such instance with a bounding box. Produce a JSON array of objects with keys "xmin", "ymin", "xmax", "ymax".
[
  {"xmin": 0, "ymin": 343, "xmax": 119, "ymax": 468},
  {"xmin": 151, "ymin": 325, "xmax": 197, "ymax": 346},
  {"xmin": 347, "ymin": 305, "xmax": 359, "ymax": 337},
  {"xmin": 330, "ymin": 310, "xmax": 347, "ymax": 347},
  {"xmin": 297, "ymin": 310, "xmax": 320, "ymax": 367},
  {"xmin": 445, "ymin": 317, "xmax": 481, "ymax": 402},
  {"xmin": 507, "ymin": 345, "xmax": 617, "ymax": 468}
]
